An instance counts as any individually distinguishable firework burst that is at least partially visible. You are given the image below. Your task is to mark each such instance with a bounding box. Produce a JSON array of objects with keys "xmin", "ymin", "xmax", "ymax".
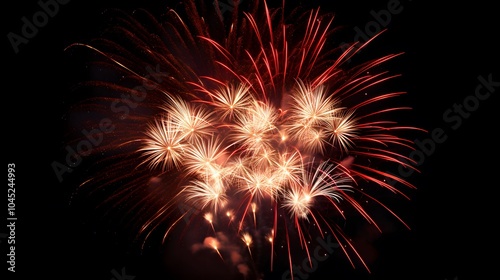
[{"xmin": 64, "ymin": 0, "xmax": 423, "ymax": 278}]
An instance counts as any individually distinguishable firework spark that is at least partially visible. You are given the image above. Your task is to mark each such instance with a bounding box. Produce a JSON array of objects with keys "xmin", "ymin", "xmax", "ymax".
[
  {"xmin": 138, "ymin": 116, "xmax": 186, "ymax": 171},
  {"xmin": 241, "ymin": 232, "xmax": 253, "ymax": 257},
  {"xmin": 65, "ymin": 0, "xmax": 423, "ymax": 279},
  {"xmin": 209, "ymin": 237, "xmax": 224, "ymax": 260}
]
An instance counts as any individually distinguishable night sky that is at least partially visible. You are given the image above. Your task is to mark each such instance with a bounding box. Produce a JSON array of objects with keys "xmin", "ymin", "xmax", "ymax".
[{"xmin": 4, "ymin": 1, "xmax": 498, "ymax": 280}]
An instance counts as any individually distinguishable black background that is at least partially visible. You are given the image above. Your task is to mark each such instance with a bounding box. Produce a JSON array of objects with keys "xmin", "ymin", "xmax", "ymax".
[{"xmin": 3, "ymin": 0, "xmax": 498, "ymax": 280}]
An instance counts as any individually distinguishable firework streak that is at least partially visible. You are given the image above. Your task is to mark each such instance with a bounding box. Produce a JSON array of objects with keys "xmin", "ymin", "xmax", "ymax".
[{"xmin": 64, "ymin": 1, "xmax": 423, "ymax": 278}]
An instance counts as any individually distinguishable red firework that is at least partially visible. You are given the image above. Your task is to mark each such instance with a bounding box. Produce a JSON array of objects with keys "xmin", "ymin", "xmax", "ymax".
[{"xmin": 64, "ymin": 1, "xmax": 423, "ymax": 278}]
